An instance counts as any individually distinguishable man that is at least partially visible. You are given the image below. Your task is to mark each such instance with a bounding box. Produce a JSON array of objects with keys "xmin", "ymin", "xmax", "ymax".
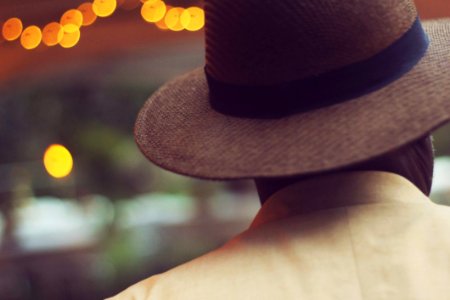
[{"xmin": 108, "ymin": 0, "xmax": 450, "ymax": 298}]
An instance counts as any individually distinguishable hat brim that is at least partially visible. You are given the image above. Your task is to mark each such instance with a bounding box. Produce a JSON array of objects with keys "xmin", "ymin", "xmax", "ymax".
[{"xmin": 135, "ymin": 19, "xmax": 450, "ymax": 180}]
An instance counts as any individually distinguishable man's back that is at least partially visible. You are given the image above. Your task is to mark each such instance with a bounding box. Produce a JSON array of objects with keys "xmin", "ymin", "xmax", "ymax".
[{"xmin": 109, "ymin": 172, "xmax": 450, "ymax": 300}]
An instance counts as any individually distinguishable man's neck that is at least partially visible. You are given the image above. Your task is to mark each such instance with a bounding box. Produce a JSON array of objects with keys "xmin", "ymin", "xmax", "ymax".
[{"xmin": 254, "ymin": 173, "xmax": 319, "ymax": 205}]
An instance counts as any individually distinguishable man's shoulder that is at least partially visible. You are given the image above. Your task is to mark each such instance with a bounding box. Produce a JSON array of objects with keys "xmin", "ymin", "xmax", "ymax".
[
  {"xmin": 106, "ymin": 201, "xmax": 450, "ymax": 300},
  {"xmin": 105, "ymin": 274, "xmax": 162, "ymax": 300},
  {"xmin": 105, "ymin": 236, "xmax": 246, "ymax": 300}
]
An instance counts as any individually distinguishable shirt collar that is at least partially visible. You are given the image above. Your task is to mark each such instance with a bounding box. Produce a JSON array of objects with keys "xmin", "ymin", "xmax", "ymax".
[{"xmin": 250, "ymin": 171, "xmax": 430, "ymax": 229}]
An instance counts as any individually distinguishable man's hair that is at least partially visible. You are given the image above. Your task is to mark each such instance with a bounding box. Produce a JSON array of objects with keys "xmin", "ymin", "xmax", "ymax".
[
  {"xmin": 349, "ymin": 135, "xmax": 434, "ymax": 196},
  {"xmin": 255, "ymin": 135, "xmax": 435, "ymax": 202}
]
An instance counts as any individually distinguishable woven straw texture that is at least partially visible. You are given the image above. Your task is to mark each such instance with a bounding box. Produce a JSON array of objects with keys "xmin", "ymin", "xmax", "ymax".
[
  {"xmin": 205, "ymin": 0, "xmax": 416, "ymax": 85},
  {"xmin": 135, "ymin": 1, "xmax": 450, "ymax": 180}
]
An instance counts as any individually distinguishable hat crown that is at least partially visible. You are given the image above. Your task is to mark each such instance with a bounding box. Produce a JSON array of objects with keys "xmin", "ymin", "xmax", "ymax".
[{"xmin": 204, "ymin": 0, "xmax": 417, "ymax": 85}]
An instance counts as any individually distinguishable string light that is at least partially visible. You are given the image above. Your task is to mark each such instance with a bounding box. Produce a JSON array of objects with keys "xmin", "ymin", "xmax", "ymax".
[
  {"xmin": 43, "ymin": 144, "xmax": 74, "ymax": 179},
  {"xmin": 0, "ymin": 0, "xmax": 205, "ymax": 51},
  {"xmin": 155, "ymin": 17, "xmax": 168, "ymax": 30},
  {"xmin": 2, "ymin": 18, "xmax": 23, "ymax": 41},
  {"xmin": 78, "ymin": 2, "xmax": 97, "ymax": 26},
  {"xmin": 60, "ymin": 9, "xmax": 84, "ymax": 33},
  {"xmin": 141, "ymin": 0, "xmax": 166, "ymax": 23},
  {"xmin": 20, "ymin": 25, "xmax": 42, "ymax": 50},
  {"xmin": 165, "ymin": 7, "xmax": 184, "ymax": 32},
  {"xmin": 92, "ymin": 0, "xmax": 117, "ymax": 17},
  {"xmin": 180, "ymin": 7, "xmax": 204, "ymax": 32},
  {"xmin": 42, "ymin": 22, "xmax": 64, "ymax": 46},
  {"xmin": 59, "ymin": 29, "xmax": 81, "ymax": 48},
  {"xmin": 159, "ymin": 4, "xmax": 173, "ymax": 28}
]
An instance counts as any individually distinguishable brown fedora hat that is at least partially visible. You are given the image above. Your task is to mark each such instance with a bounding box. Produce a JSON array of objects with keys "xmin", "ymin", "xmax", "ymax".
[{"xmin": 135, "ymin": 0, "xmax": 450, "ymax": 180}]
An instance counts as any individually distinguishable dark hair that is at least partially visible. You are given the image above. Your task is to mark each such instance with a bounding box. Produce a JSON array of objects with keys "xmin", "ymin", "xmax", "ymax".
[
  {"xmin": 255, "ymin": 135, "xmax": 435, "ymax": 203},
  {"xmin": 347, "ymin": 135, "xmax": 434, "ymax": 195}
]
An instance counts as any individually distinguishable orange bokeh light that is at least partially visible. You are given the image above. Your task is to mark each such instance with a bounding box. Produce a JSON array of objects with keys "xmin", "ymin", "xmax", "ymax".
[
  {"xmin": 60, "ymin": 9, "xmax": 84, "ymax": 33},
  {"xmin": 93, "ymin": 0, "xmax": 117, "ymax": 17},
  {"xmin": 42, "ymin": 22, "xmax": 64, "ymax": 46},
  {"xmin": 155, "ymin": 4, "xmax": 171, "ymax": 30},
  {"xmin": 59, "ymin": 29, "xmax": 81, "ymax": 48},
  {"xmin": 165, "ymin": 7, "xmax": 185, "ymax": 31},
  {"xmin": 155, "ymin": 17, "xmax": 168, "ymax": 30},
  {"xmin": 180, "ymin": 7, "xmax": 205, "ymax": 31},
  {"xmin": 2, "ymin": 0, "xmax": 202, "ymax": 51},
  {"xmin": 20, "ymin": 26, "xmax": 42, "ymax": 50},
  {"xmin": 2, "ymin": 17, "xmax": 23, "ymax": 41},
  {"xmin": 43, "ymin": 144, "xmax": 74, "ymax": 179},
  {"xmin": 78, "ymin": 3, "xmax": 98, "ymax": 26},
  {"xmin": 141, "ymin": 0, "xmax": 166, "ymax": 23}
]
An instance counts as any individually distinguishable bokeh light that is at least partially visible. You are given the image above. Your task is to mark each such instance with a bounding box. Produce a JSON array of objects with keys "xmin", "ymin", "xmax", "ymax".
[
  {"xmin": 93, "ymin": 0, "xmax": 117, "ymax": 17},
  {"xmin": 78, "ymin": 2, "xmax": 98, "ymax": 26},
  {"xmin": 20, "ymin": 26, "xmax": 42, "ymax": 50},
  {"xmin": 2, "ymin": 17, "xmax": 23, "ymax": 41},
  {"xmin": 180, "ymin": 7, "xmax": 205, "ymax": 31},
  {"xmin": 155, "ymin": 4, "xmax": 171, "ymax": 30},
  {"xmin": 59, "ymin": 29, "xmax": 81, "ymax": 48},
  {"xmin": 165, "ymin": 7, "xmax": 185, "ymax": 32},
  {"xmin": 43, "ymin": 144, "xmax": 74, "ymax": 179},
  {"xmin": 2, "ymin": 0, "xmax": 202, "ymax": 51},
  {"xmin": 141, "ymin": 0, "xmax": 166, "ymax": 23},
  {"xmin": 155, "ymin": 17, "xmax": 168, "ymax": 30},
  {"xmin": 42, "ymin": 22, "xmax": 64, "ymax": 46},
  {"xmin": 61, "ymin": 9, "xmax": 84, "ymax": 33}
]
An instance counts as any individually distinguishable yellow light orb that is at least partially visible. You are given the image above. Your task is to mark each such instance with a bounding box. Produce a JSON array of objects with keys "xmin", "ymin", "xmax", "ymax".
[
  {"xmin": 180, "ymin": 7, "xmax": 205, "ymax": 31},
  {"xmin": 155, "ymin": 4, "xmax": 171, "ymax": 30},
  {"xmin": 43, "ymin": 144, "xmax": 74, "ymax": 179},
  {"xmin": 59, "ymin": 29, "xmax": 81, "ymax": 48},
  {"xmin": 42, "ymin": 22, "xmax": 64, "ymax": 46},
  {"xmin": 20, "ymin": 26, "xmax": 42, "ymax": 50},
  {"xmin": 165, "ymin": 7, "xmax": 185, "ymax": 31},
  {"xmin": 93, "ymin": 0, "xmax": 117, "ymax": 17},
  {"xmin": 61, "ymin": 9, "xmax": 84, "ymax": 33},
  {"xmin": 155, "ymin": 17, "xmax": 168, "ymax": 30},
  {"xmin": 78, "ymin": 3, "xmax": 98, "ymax": 26},
  {"xmin": 2, "ymin": 17, "xmax": 23, "ymax": 41},
  {"xmin": 141, "ymin": 0, "xmax": 166, "ymax": 23}
]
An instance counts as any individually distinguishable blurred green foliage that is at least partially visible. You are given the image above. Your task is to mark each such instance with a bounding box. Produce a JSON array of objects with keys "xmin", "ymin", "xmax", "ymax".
[{"xmin": 0, "ymin": 79, "xmax": 160, "ymax": 200}]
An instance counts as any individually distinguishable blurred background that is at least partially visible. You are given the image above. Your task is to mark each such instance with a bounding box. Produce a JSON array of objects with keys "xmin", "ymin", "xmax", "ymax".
[{"xmin": 0, "ymin": 0, "xmax": 449, "ymax": 299}]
